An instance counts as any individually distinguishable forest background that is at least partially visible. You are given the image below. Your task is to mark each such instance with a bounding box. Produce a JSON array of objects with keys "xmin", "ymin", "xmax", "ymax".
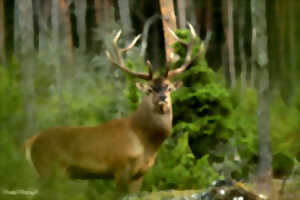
[{"xmin": 0, "ymin": 0, "xmax": 299, "ymax": 199}]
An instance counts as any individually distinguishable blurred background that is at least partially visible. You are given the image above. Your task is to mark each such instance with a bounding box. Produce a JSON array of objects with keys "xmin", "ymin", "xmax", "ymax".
[{"xmin": 0, "ymin": 0, "xmax": 299, "ymax": 199}]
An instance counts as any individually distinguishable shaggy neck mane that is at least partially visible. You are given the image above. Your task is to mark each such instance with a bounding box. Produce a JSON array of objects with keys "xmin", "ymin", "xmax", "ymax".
[{"xmin": 131, "ymin": 96, "xmax": 173, "ymax": 149}]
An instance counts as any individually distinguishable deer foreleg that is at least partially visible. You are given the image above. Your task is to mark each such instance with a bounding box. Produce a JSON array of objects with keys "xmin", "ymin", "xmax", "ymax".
[{"xmin": 129, "ymin": 176, "xmax": 143, "ymax": 193}]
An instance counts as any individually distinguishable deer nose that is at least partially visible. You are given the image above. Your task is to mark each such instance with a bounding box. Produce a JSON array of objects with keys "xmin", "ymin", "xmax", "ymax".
[{"xmin": 159, "ymin": 94, "xmax": 166, "ymax": 101}]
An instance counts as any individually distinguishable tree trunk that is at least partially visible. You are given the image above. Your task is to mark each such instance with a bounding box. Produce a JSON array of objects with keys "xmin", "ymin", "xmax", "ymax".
[
  {"xmin": 94, "ymin": 0, "xmax": 115, "ymax": 52},
  {"xmin": 289, "ymin": 1, "xmax": 297, "ymax": 98},
  {"xmin": 51, "ymin": 0, "xmax": 74, "ymax": 85},
  {"xmin": 186, "ymin": 0, "xmax": 196, "ymax": 27},
  {"xmin": 177, "ymin": 0, "xmax": 186, "ymax": 29},
  {"xmin": 14, "ymin": 0, "xmax": 36, "ymax": 142},
  {"xmin": 52, "ymin": 0, "xmax": 59, "ymax": 48},
  {"xmin": 37, "ymin": 0, "xmax": 51, "ymax": 61},
  {"xmin": 159, "ymin": 0, "xmax": 177, "ymax": 63},
  {"xmin": 118, "ymin": 0, "xmax": 133, "ymax": 36},
  {"xmin": 0, "ymin": 0, "xmax": 5, "ymax": 62},
  {"xmin": 58, "ymin": 0, "xmax": 73, "ymax": 63},
  {"xmin": 238, "ymin": 0, "xmax": 247, "ymax": 90},
  {"xmin": 251, "ymin": 0, "xmax": 273, "ymax": 198},
  {"xmin": 95, "ymin": 0, "xmax": 114, "ymax": 31},
  {"xmin": 205, "ymin": 0, "xmax": 213, "ymax": 33},
  {"xmin": 52, "ymin": 0, "xmax": 73, "ymax": 60},
  {"xmin": 250, "ymin": 27, "xmax": 256, "ymax": 87},
  {"xmin": 140, "ymin": 14, "xmax": 160, "ymax": 59},
  {"xmin": 226, "ymin": 0, "xmax": 236, "ymax": 88},
  {"xmin": 74, "ymin": 0, "xmax": 87, "ymax": 52},
  {"xmin": 193, "ymin": 0, "xmax": 203, "ymax": 36}
]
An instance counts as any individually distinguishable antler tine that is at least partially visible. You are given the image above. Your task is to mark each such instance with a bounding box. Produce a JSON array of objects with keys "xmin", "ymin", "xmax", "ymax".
[
  {"xmin": 122, "ymin": 34, "xmax": 141, "ymax": 52},
  {"xmin": 187, "ymin": 23, "xmax": 197, "ymax": 38},
  {"xmin": 167, "ymin": 43, "xmax": 194, "ymax": 78},
  {"xmin": 106, "ymin": 30, "xmax": 152, "ymax": 80},
  {"xmin": 167, "ymin": 27, "xmax": 188, "ymax": 44},
  {"xmin": 166, "ymin": 23, "xmax": 200, "ymax": 78},
  {"xmin": 146, "ymin": 60, "xmax": 153, "ymax": 79}
]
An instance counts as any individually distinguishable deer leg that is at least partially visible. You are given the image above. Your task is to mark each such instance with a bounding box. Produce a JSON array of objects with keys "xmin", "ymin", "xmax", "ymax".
[
  {"xmin": 129, "ymin": 176, "xmax": 144, "ymax": 193},
  {"xmin": 114, "ymin": 166, "xmax": 132, "ymax": 193}
]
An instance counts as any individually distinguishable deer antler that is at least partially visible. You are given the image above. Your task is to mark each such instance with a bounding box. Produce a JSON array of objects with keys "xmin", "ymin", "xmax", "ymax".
[
  {"xmin": 106, "ymin": 30, "xmax": 153, "ymax": 80},
  {"xmin": 165, "ymin": 23, "xmax": 201, "ymax": 78}
]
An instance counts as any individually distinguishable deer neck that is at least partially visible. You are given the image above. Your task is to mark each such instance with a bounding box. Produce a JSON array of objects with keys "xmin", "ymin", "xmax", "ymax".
[{"xmin": 131, "ymin": 96, "xmax": 173, "ymax": 149}]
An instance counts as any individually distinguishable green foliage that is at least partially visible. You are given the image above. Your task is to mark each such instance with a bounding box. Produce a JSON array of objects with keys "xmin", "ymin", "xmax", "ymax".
[
  {"xmin": 0, "ymin": 62, "xmax": 23, "ymax": 136},
  {"xmin": 167, "ymin": 29, "xmax": 300, "ymax": 182},
  {"xmin": 220, "ymin": 89, "xmax": 258, "ymax": 179},
  {"xmin": 143, "ymin": 134, "xmax": 220, "ymax": 190},
  {"xmin": 171, "ymin": 30, "xmax": 235, "ymax": 163},
  {"xmin": 269, "ymin": 91, "xmax": 300, "ymax": 178},
  {"xmin": 270, "ymin": 91, "xmax": 300, "ymax": 162},
  {"xmin": 0, "ymin": 131, "xmax": 37, "ymax": 191},
  {"xmin": 164, "ymin": 29, "xmax": 260, "ymax": 181}
]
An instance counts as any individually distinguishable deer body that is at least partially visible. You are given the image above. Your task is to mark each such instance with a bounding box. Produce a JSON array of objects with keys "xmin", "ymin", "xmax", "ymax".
[
  {"xmin": 27, "ymin": 94, "xmax": 172, "ymax": 185},
  {"xmin": 25, "ymin": 27, "xmax": 198, "ymax": 192}
]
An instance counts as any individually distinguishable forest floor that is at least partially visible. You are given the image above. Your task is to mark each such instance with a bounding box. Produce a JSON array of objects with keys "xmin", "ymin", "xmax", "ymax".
[{"xmin": 124, "ymin": 178, "xmax": 300, "ymax": 200}]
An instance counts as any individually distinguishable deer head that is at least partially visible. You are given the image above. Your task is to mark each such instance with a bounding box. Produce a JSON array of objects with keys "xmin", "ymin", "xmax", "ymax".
[{"xmin": 106, "ymin": 24, "xmax": 199, "ymax": 115}]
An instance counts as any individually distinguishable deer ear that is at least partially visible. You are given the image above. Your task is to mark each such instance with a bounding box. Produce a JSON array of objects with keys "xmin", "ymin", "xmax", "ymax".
[
  {"xmin": 136, "ymin": 82, "xmax": 144, "ymax": 90},
  {"xmin": 136, "ymin": 82, "xmax": 148, "ymax": 92},
  {"xmin": 170, "ymin": 81, "xmax": 183, "ymax": 91},
  {"xmin": 136, "ymin": 82, "xmax": 152, "ymax": 95}
]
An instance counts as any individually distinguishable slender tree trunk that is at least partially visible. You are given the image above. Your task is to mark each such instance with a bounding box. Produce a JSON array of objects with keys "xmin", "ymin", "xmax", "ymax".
[
  {"xmin": 194, "ymin": 0, "xmax": 203, "ymax": 35},
  {"xmin": 177, "ymin": 0, "xmax": 186, "ymax": 29},
  {"xmin": 58, "ymin": 0, "xmax": 73, "ymax": 63},
  {"xmin": 140, "ymin": 14, "xmax": 160, "ymax": 59},
  {"xmin": 221, "ymin": 1, "xmax": 228, "ymax": 80},
  {"xmin": 289, "ymin": 1, "xmax": 297, "ymax": 97},
  {"xmin": 257, "ymin": 67, "xmax": 272, "ymax": 197},
  {"xmin": 226, "ymin": 0, "xmax": 236, "ymax": 88},
  {"xmin": 238, "ymin": 0, "xmax": 248, "ymax": 90},
  {"xmin": 250, "ymin": 27, "xmax": 256, "ymax": 87},
  {"xmin": 52, "ymin": 0, "xmax": 59, "ymax": 49},
  {"xmin": 205, "ymin": 0, "xmax": 213, "ymax": 33},
  {"xmin": 0, "ymin": 0, "xmax": 5, "ymax": 62},
  {"xmin": 94, "ymin": 0, "xmax": 102, "ymax": 27},
  {"xmin": 38, "ymin": 0, "xmax": 51, "ymax": 61},
  {"xmin": 186, "ymin": 0, "xmax": 196, "ymax": 27},
  {"xmin": 221, "ymin": 43, "xmax": 228, "ymax": 81},
  {"xmin": 278, "ymin": 1, "xmax": 287, "ymax": 80},
  {"xmin": 118, "ymin": 0, "xmax": 133, "ymax": 36},
  {"xmin": 52, "ymin": 0, "xmax": 73, "ymax": 61},
  {"xmin": 94, "ymin": 0, "xmax": 115, "ymax": 52},
  {"xmin": 204, "ymin": 0, "xmax": 213, "ymax": 46},
  {"xmin": 159, "ymin": 0, "xmax": 177, "ymax": 63},
  {"xmin": 95, "ymin": 0, "xmax": 114, "ymax": 31},
  {"xmin": 14, "ymin": 0, "xmax": 20, "ymax": 53},
  {"xmin": 151, "ymin": 23, "xmax": 161, "ymax": 68},
  {"xmin": 14, "ymin": 0, "xmax": 37, "ymax": 142},
  {"xmin": 32, "ymin": 0, "xmax": 39, "ymax": 49},
  {"xmin": 251, "ymin": 0, "xmax": 273, "ymax": 198},
  {"xmin": 52, "ymin": 0, "xmax": 74, "ymax": 86},
  {"xmin": 74, "ymin": 0, "xmax": 87, "ymax": 52}
]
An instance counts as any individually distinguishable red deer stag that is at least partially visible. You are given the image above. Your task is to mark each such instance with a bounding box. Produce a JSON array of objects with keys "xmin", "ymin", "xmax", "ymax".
[{"xmin": 24, "ymin": 26, "xmax": 199, "ymax": 192}]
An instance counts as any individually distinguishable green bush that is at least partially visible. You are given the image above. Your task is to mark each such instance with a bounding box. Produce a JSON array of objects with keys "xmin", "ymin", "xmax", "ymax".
[
  {"xmin": 143, "ymin": 133, "xmax": 221, "ymax": 190},
  {"xmin": 158, "ymin": 29, "xmax": 259, "ymax": 182},
  {"xmin": 171, "ymin": 29, "xmax": 233, "ymax": 160}
]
